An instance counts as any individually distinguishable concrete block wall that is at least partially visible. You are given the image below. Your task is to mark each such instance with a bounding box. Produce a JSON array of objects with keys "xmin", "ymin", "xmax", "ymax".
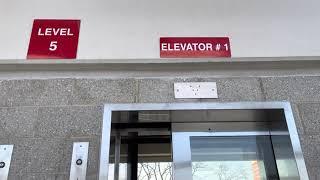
[{"xmin": 0, "ymin": 76, "xmax": 319, "ymax": 179}]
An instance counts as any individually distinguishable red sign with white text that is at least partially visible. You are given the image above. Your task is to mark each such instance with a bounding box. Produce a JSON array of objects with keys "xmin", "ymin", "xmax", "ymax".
[
  {"xmin": 160, "ymin": 37, "xmax": 231, "ymax": 58},
  {"xmin": 27, "ymin": 19, "xmax": 81, "ymax": 59}
]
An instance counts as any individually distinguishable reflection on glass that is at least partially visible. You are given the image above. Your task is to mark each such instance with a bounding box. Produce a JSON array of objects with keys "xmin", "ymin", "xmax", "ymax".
[
  {"xmin": 191, "ymin": 161, "xmax": 266, "ymax": 180},
  {"xmin": 138, "ymin": 162, "xmax": 172, "ymax": 180},
  {"xmin": 109, "ymin": 135, "xmax": 172, "ymax": 180},
  {"xmin": 190, "ymin": 136, "xmax": 279, "ymax": 180},
  {"xmin": 108, "ymin": 163, "xmax": 128, "ymax": 180},
  {"xmin": 272, "ymin": 135, "xmax": 300, "ymax": 180}
]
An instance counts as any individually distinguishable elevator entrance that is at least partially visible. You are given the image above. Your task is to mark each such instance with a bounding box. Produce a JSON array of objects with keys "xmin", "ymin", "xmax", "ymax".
[
  {"xmin": 108, "ymin": 112, "xmax": 172, "ymax": 180},
  {"xmin": 100, "ymin": 102, "xmax": 309, "ymax": 180}
]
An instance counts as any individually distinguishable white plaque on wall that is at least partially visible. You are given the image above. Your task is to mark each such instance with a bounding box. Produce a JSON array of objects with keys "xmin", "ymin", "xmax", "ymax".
[{"xmin": 174, "ymin": 82, "xmax": 218, "ymax": 99}]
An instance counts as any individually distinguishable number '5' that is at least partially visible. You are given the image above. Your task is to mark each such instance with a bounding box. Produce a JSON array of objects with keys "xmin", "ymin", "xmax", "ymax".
[{"xmin": 49, "ymin": 41, "xmax": 58, "ymax": 51}]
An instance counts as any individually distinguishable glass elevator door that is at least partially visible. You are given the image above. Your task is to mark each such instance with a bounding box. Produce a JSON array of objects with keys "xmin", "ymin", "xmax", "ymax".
[
  {"xmin": 189, "ymin": 136, "xmax": 278, "ymax": 180},
  {"xmin": 172, "ymin": 132, "xmax": 300, "ymax": 180}
]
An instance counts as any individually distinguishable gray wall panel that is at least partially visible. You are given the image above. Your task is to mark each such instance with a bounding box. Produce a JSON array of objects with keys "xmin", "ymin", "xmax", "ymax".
[
  {"xmin": 0, "ymin": 107, "xmax": 37, "ymax": 138},
  {"xmin": 262, "ymin": 76, "xmax": 320, "ymax": 102},
  {"xmin": 8, "ymin": 173, "xmax": 68, "ymax": 180},
  {"xmin": 298, "ymin": 103, "xmax": 320, "ymax": 135},
  {"xmin": 2, "ymin": 79, "xmax": 73, "ymax": 107},
  {"xmin": 8, "ymin": 138, "xmax": 66, "ymax": 174},
  {"xmin": 300, "ymin": 135, "xmax": 320, "ymax": 169},
  {"xmin": 72, "ymin": 79, "xmax": 137, "ymax": 105},
  {"xmin": 35, "ymin": 106, "xmax": 102, "ymax": 138},
  {"xmin": 308, "ymin": 167, "xmax": 320, "ymax": 180}
]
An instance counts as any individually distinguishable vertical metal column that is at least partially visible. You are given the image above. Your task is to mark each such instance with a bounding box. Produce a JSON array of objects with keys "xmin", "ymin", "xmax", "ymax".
[
  {"xmin": 127, "ymin": 133, "xmax": 138, "ymax": 180},
  {"xmin": 0, "ymin": 145, "xmax": 14, "ymax": 180},
  {"xmin": 263, "ymin": 136, "xmax": 280, "ymax": 179},
  {"xmin": 114, "ymin": 132, "xmax": 121, "ymax": 180},
  {"xmin": 127, "ymin": 112, "xmax": 139, "ymax": 180}
]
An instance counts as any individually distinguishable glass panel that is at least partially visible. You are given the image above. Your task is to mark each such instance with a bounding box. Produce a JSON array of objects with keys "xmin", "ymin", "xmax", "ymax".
[
  {"xmin": 271, "ymin": 135, "xmax": 300, "ymax": 180},
  {"xmin": 138, "ymin": 162, "xmax": 172, "ymax": 180},
  {"xmin": 108, "ymin": 163, "xmax": 128, "ymax": 180},
  {"xmin": 138, "ymin": 143, "xmax": 172, "ymax": 180},
  {"xmin": 190, "ymin": 136, "xmax": 279, "ymax": 180},
  {"xmin": 108, "ymin": 136, "xmax": 128, "ymax": 180},
  {"xmin": 108, "ymin": 130, "xmax": 172, "ymax": 180}
]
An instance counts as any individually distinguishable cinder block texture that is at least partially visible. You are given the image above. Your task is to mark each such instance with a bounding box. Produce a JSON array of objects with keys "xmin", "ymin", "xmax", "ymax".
[
  {"xmin": 8, "ymin": 173, "xmax": 67, "ymax": 180},
  {"xmin": 308, "ymin": 167, "xmax": 320, "ymax": 180},
  {"xmin": 262, "ymin": 76, "xmax": 320, "ymax": 102},
  {"xmin": 0, "ymin": 79, "xmax": 73, "ymax": 107},
  {"xmin": 0, "ymin": 107, "xmax": 37, "ymax": 138},
  {"xmin": 300, "ymin": 135, "xmax": 320, "ymax": 168},
  {"xmin": 35, "ymin": 106, "xmax": 102, "ymax": 137},
  {"xmin": 0, "ymin": 78, "xmax": 137, "ymax": 107},
  {"xmin": 298, "ymin": 103, "xmax": 320, "ymax": 135},
  {"xmin": 9, "ymin": 138, "xmax": 66, "ymax": 174},
  {"xmin": 86, "ymin": 174, "xmax": 99, "ymax": 180},
  {"xmin": 72, "ymin": 79, "xmax": 137, "ymax": 104},
  {"xmin": 204, "ymin": 78, "xmax": 264, "ymax": 101},
  {"xmin": 138, "ymin": 79, "xmax": 173, "ymax": 103},
  {"xmin": 0, "ymin": 138, "xmax": 8, "ymax": 144}
]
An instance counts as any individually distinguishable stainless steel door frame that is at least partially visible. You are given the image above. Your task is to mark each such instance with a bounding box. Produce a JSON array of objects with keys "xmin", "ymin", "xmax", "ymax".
[{"xmin": 99, "ymin": 102, "xmax": 309, "ymax": 180}]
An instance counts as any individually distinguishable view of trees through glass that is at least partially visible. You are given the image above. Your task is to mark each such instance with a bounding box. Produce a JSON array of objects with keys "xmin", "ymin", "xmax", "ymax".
[{"xmin": 138, "ymin": 162, "xmax": 172, "ymax": 180}]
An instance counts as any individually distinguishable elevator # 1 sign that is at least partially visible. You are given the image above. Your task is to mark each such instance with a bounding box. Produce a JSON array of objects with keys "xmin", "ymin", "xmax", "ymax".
[
  {"xmin": 160, "ymin": 37, "xmax": 231, "ymax": 58},
  {"xmin": 27, "ymin": 19, "xmax": 80, "ymax": 59}
]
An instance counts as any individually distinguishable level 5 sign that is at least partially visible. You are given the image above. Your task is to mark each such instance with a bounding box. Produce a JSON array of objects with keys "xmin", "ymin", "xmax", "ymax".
[
  {"xmin": 160, "ymin": 37, "xmax": 231, "ymax": 58},
  {"xmin": 27, "ymin": 19, "xmax": 81, "ymax": 59}
]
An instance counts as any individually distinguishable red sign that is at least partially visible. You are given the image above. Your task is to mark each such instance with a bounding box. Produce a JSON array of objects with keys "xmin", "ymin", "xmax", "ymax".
[
  {"xmin": 160, "ymin": 37, "xmax": 231, "ymax": 58},
  {"xmin": 27, "ymin": 19, "xmax": 81, "ymax": 59}
]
